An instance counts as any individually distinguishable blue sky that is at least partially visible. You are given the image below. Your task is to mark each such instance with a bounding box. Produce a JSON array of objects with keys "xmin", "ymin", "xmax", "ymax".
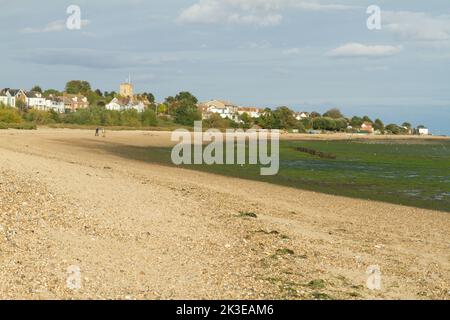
[{"xmin": 0, "ymin": 0, "xmax": 449, "ymax": 134}]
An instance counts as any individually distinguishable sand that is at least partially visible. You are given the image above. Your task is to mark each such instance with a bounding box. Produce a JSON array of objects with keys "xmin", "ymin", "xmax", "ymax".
[{"xmin": 0, "ymin": 128, "xmax": 449, "ymax": 300}]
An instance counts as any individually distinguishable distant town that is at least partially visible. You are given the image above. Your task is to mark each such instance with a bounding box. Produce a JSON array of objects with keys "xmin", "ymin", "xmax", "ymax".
[{"xmin": 0, "ymin": 80, "xmax": 430, "ymax": 135}]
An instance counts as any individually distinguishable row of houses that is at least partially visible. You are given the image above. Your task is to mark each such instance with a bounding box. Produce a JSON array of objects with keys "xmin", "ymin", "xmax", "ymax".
[
  {"xmin": 0, "ymin": 88, "xmax": 89, "ymax": 113},
  {"xmin": 198, "ymin": 99, "xmax": 310, "ymax": 123}
]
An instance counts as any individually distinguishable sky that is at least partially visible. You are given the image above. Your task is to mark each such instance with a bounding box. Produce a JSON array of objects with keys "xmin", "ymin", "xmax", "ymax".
[{"xmin": 0, "ymin": 0, "xmax": 449, "ymax": 135}]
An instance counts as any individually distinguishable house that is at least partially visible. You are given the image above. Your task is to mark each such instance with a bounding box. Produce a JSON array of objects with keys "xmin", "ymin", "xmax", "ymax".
[
  {"xmin": 62, "ymin": 94, "xmax": 89, "ymax": 112},
  {"xmin": 45, "ymin": 96, "xmax": 65, "ymax": 113},
  {"xmin": 105, "ymin": 97, "xmax": 145, "ymax": 113},
  {"xmin": 418, "ymin": 127, "xmax": 430, "ymax": 135},
  {"xmin": 294, "ymin": 112, "xmax": 310, "ymax": 121},
  {"xmin": 360, "ymin": 122, "xmax": 374, "ymax": 134},
  {"xmin": 25, "ymin": 91, "xmax": 47, "ymax": 110},
  {"xmin": 199, "ymin": 99, "xmax": 238, "ymax": 121},
  {"xmin": 237, "ymin": 107, "xmax": 262, "ymax": 118},
  {"xmin": 0, "ymin": 89, "xmax": 16, "ymax": 107}
]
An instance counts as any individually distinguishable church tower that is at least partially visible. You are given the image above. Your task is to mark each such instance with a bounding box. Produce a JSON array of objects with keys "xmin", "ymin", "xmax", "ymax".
[{"xmin": 120, "ymin": 75, "xmax": 134, "ymax": 98}]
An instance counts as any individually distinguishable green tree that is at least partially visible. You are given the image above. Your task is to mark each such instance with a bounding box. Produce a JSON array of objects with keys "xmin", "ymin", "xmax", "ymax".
[
  {"xmin": 385, "ymin": 124, "xmax": 401, "ymax": 135},
  {"xmin": 362, "ymin": 116, "xmax": 373, "ymax": 124},
  {"xmin": 402, "ymin": 122, "xmax": 412, "ymax": 129},
  {"xmin": 240, "ymin": 112, "xmax": 253, "ymax": 129},
  {"xmin": 174, "ymin": 100, "xmax": 202, "ymax": 126},
  {"xmin": 350, "ymin": 116, "xmax": 363, "ymax": 127},
  {"xmin": 323, "ymin": 108, "xmax": 344, "ymax": 119},
  {"xmin": 175, "ymin": 92, "xmax": 198, "ymax": 105},
  {"xmin": 31, "ymin": 85, "xmax": 43, "ymax": 93},
  {"xmin": 374, "ymin": 119, "xmax": 385, "ymax": 132},
  {"xmin": 43, "ymin": 89, "xmax": 60, "ymax": 98},
  {"xmin": 258, "ymin": 108, "xmax": 277, "ymax": 129},
  {"xmin": 273, "ymin": 106, "xmax": 298, "ymax": 129},
  {"xmin": 65, "ymin": 80, "xmax": 92, "ymax": 95},
  {"xmin": 143, "ymin": 92, "xmax": 156, "ymax": 104}
]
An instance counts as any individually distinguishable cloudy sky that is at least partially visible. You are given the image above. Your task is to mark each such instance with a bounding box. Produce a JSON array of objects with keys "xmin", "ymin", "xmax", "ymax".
[{"xmin": 0, "ymin": 0, "xmax": 449, "ymax": 134}]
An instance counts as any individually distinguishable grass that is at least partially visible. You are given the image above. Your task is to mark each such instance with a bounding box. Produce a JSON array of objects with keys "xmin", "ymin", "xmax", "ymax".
[
  {"xmin": 311, "ymin": 292, "xmax": 334, "ymax": 300},
  {"xmin": 88, "ymin": 139, "xmax": 450, "ymax": 212},
  {"xmin": 0, "ymin": 122, "xmax": 37, "ymax": 130},
  {"xmin": 238, "ymin": 211, "xmax": 258, "ymax": 218},
  {"xmin": 307, "ymin": 279, "xmax": 326, "ymax": 290}
]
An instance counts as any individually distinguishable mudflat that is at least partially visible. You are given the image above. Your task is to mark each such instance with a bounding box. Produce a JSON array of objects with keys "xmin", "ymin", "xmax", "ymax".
[{"xmin": 0, "ymin": 129, "xmax": 449, "ymax": 299}]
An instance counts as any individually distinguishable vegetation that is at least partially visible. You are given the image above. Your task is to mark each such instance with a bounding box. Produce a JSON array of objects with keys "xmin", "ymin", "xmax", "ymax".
[{"xmin": 97, "ymin": 139, "xmax": 450, "ymax": 212}]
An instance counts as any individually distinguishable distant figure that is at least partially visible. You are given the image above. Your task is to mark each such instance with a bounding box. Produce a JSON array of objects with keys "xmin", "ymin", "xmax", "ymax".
[
  {"xmin": 95, "ymin": 128, "xmax": 100, "ymax": 136},
  {"xmin": 102, "ymin": 128, "xmax": 106, "ymax": 138}
]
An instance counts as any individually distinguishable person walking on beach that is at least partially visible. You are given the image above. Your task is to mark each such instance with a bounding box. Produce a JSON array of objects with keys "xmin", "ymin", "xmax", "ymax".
[
  {"xmin": 102, "ymin": 128, "xmax": 106, "ymax": 138},
  {"xmin": 95, "ymin": 128, "xmax": 100, "ymax": 136}
]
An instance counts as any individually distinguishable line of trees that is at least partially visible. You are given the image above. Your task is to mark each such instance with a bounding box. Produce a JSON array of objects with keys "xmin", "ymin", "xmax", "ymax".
[{"xmin": 1, "ymin": 80, "xmax": 422, "ymax": 133}]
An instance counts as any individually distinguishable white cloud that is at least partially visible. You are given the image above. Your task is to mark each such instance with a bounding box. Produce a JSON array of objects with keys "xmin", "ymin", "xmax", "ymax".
[
  {"xmin": 19, "ymin": 48, "xmax": 180, "ymax": 70},
  {"xmin": 177, "ymin": 0, "xmax": 357, "ymax": 26},
  {"xmin": 327, "ymin": 43, "xmax": 402, "ymax": 58},
  {"xmin": 21, "ymin": 20, "xmax": 90, "ymax": 34},
  {"xmin": 282, "ymin": 47, "xmax": 303, "ymax": 55},
  {"xmin": 240, "ymin": 40, "xmax": 272, "ymax": 49},
  {"xmin": 383, "ymin": 11, "xmax": 450, "ymax": 42}
]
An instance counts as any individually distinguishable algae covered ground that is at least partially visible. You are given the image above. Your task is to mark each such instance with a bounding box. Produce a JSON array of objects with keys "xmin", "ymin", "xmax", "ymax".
[{"xmin": 107, "ymin": 138, "xmax": 450, "ymax": 212}]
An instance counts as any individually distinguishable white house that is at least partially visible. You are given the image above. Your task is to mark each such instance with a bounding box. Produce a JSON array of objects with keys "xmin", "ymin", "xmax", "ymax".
[
  {"xmin": 294, "ymin": 112, "xmax": 310, "ymax": 121},
  {"xmin": 237, "ymin": 107, "xmax": 262, "ymax": 118},
  {"xmin": 199, "ymin": 100, "xmax": 239, "ymax": 121},
  {"xmin": 25, "ymin": 91, "xmax": 47, "ymax": 110},
  {"xmin": 45, "ymin": 97, "xmax": 65, "ymax": 113},
  {"xmin": 418, "ymin": 128, "xmax": 430, "ymax": 135},
  {"xmin": 106, "ymin": 97, "xmax": 145, "ymax": 113},
  {"xmin": 0, "ymin": 89, "xmax": 16, "ymax": 107}
]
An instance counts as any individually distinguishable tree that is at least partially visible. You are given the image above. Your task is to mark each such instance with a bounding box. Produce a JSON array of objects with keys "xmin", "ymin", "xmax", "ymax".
[
  {"xmin": 240, "ymin": 112, "xmax": 253, "ymax": 129},
  {"xmin": 143, "ymin": 92, "xmax": 155, "ymax": 104},
  {"xmin": 43, "ymin": 89, "xmax": 60, "ymax": 98},
  {"xmin": 350, "ymin": 116, "xmax": 363, "ymax": 127},
  {"xmin": 323, "ymin": 108, "xmax": 344, "ymax": 119},
  {"xmin": 385, "ymin": 124, "xmax": 401, "ymax": 135},
  {"xmin": 175, "ymin": 92, "xmax": 197, "ymax": 105},
  {"xmin": 258, "ymin": 108, "xmax": 277, "ymax": 129},
  {"xmin": 402, "ymin": 122, "xmax": 412, "ymax": 129},
  {"xmin": 374, "ymin": 118, "xmax": 385, "ymax": 132},
  {"xmin": 65, "ymin": 80, "xmax": 92, "ymax": 95},
  {"xmin": 310, "ymin": 111, "xmax": 321, "ymax": 118},
  {"xmin": 174, "ymin": 100, "xmax": 202, "ymax": 126},
  {"xmin": 362, "ymin": 116, "xmax": 373, "ymax": 124},
  {"xmin": 273, "ymin": 106, "xmax": 299, "ymax": 130},
  {"xmin": 31, "ymin": 85, "xmax": 43, "ymax": 93},
  {"xmin": 158, "ymin": 103, "xmax": 168, "ymax": 114},
  {"xmin": 166, "ymin": 92, "xmax": 198, "ymax": 117}
]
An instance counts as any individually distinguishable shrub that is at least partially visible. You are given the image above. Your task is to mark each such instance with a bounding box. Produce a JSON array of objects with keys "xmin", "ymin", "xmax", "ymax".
[
  {"xmin": 22, "ymin": 109, "xmax": 57, "ymax": 125},
  {"xmin": 0, "ymin": 107, "xmax": 22, "ymax": 124},
  {"xmin": 141, "ymin": 109, "xmax": 158, "ymax": 127}
]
